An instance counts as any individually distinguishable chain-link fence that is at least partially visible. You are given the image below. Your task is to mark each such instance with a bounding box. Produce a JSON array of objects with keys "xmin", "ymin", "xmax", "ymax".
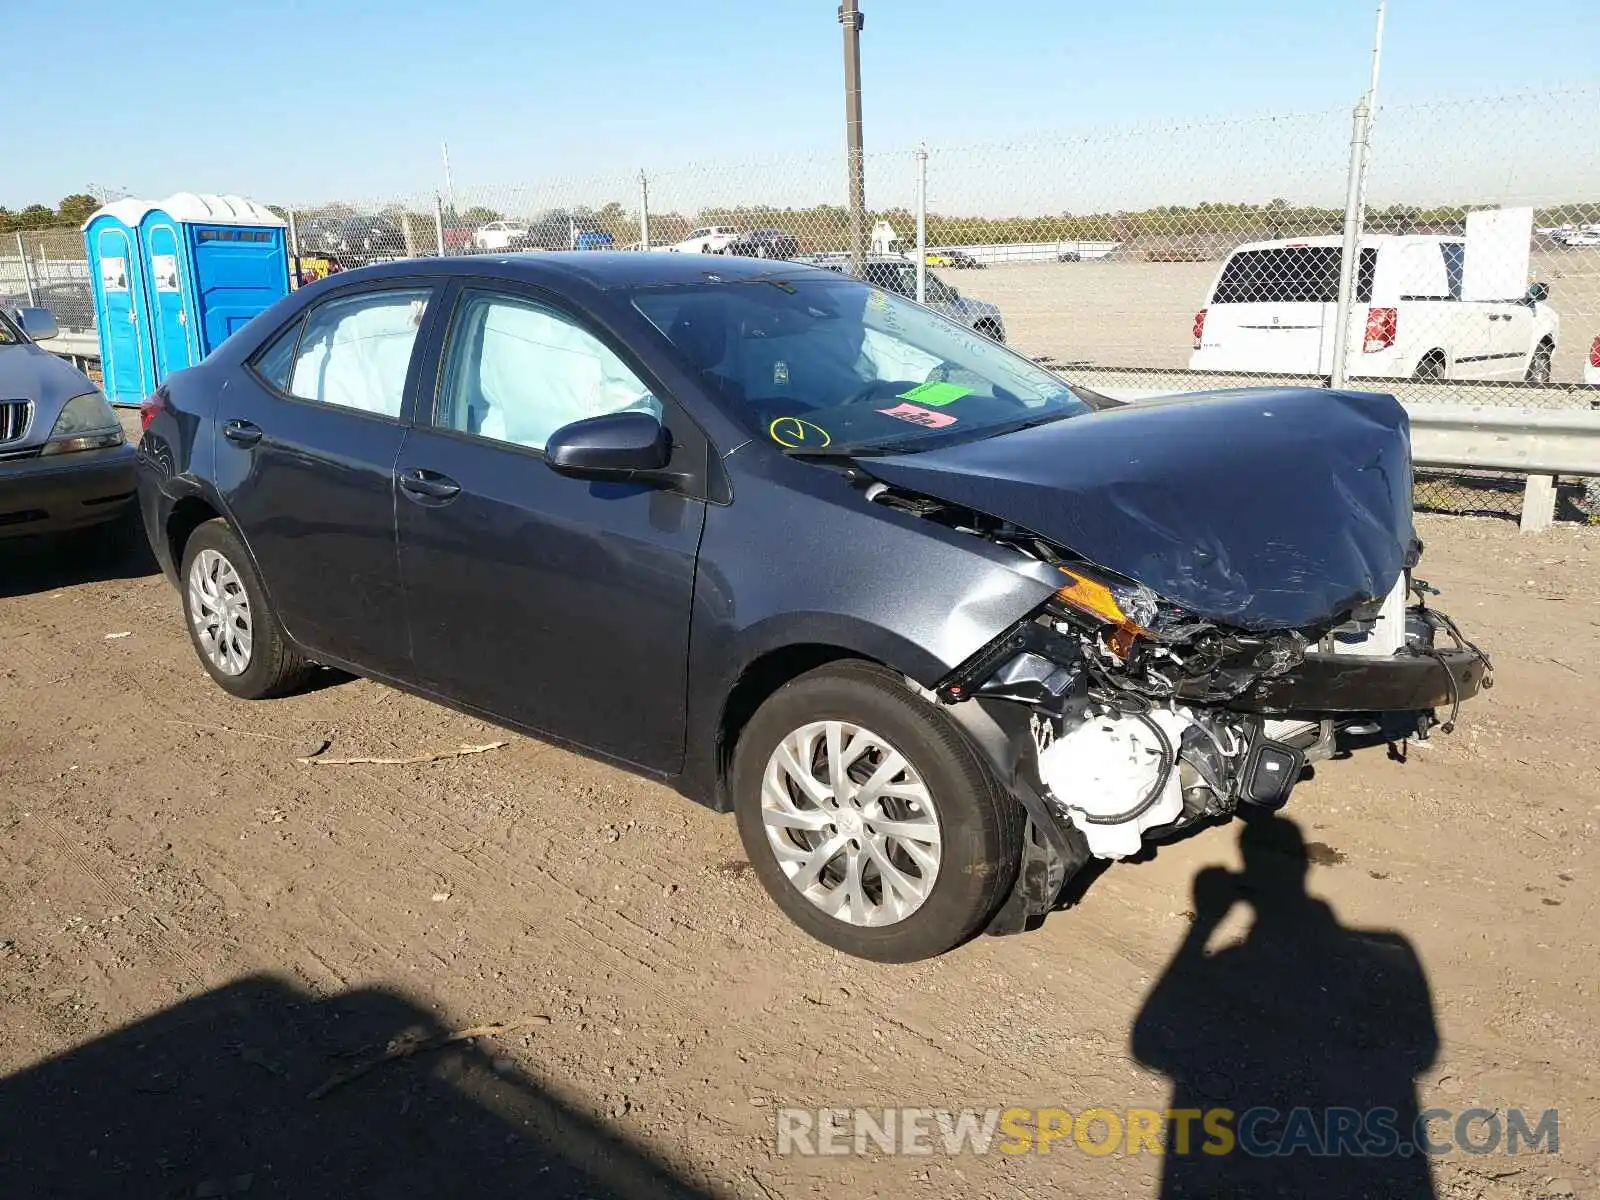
[
  {"xmin": 11, "ymin": 84, "xmax": 1598, "ymax": 517},
  {"xmin": 1, "ymin": 227, "xmax": 95, "ymax": 332}
]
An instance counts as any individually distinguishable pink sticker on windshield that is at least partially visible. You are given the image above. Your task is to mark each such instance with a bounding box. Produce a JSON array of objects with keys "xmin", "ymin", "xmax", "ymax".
[{"xmin": 877, "ymin": 403, "xmax": 957, "ymax": 429}]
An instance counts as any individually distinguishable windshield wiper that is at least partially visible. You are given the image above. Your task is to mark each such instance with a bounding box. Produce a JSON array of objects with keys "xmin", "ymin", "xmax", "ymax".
[{"xmin": 783, "ymin": 443, "xmax": 908, "ymax": 459}]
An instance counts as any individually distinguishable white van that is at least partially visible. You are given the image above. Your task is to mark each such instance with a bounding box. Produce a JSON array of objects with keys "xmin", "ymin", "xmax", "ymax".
[{"xmin": 1190, "ymin": 233, "xmax": 1559, "ymax": 383}]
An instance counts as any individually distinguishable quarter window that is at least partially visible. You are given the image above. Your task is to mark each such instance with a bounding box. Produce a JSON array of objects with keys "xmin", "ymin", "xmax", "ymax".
[
  {"xmin": 436, "ymin": 290, "xmax": 661, "ymax": 451},
  {"xmin": 284, "ymin": 288, "xmax": 431, "ymax": 417}
]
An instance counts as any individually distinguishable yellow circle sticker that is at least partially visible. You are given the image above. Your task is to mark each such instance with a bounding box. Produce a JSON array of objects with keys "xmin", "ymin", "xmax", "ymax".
[{"xmin": 769, "ymin": 417, "xmax": 832, "ymax": 449}]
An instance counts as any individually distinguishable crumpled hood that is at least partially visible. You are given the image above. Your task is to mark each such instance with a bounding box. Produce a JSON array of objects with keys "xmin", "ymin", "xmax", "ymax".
[
  {"xmin": 859, "ymin": 387, "xmax": 1416, "ymax": 631},
  {"xmin": 0, "ymin": 343, "xmax": 99, "ymax": 447}
]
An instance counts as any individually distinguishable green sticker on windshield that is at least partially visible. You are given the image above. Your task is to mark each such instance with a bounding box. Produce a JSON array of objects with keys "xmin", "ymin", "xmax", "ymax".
[{"xmin": 897, "ymin": 381, "xmax": 972, "ymax": 407}]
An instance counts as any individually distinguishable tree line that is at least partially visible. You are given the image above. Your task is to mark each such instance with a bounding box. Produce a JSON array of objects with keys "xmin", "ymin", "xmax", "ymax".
[
  {"xmin": 8, "ymin": 191, "xmax": 1594, "ymax": 251},
  {"xmin": 0, "ymin": 194, "xmax": 100, "ymax": 235}
]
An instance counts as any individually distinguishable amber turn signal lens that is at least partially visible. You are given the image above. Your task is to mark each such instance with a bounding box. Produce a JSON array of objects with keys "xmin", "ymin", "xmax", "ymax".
[{"xmin": 1055, "ymin": 568, "xmax": 1129, "ymax": 625}]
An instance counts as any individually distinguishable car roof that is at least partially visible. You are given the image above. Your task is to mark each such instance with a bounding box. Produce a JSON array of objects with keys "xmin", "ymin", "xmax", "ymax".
[
  {"xmin": 320, "ymin": 251, "xmax": 841, "ymax": 292},
  {"xmin": 1228, "ymin": 233, "xmax": 1460, "ymax": 254}
]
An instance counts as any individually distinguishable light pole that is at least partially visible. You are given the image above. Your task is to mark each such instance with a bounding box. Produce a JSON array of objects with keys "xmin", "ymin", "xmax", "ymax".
[{"xmin": 839, "ymin": 0, "xmax": 866, "ymax": 271}]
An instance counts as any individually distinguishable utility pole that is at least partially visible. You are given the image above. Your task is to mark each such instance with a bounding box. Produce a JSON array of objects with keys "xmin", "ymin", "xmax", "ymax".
[
  {"xmin": 441, "ymin": 142, "xmax": 456, "ymax": 216},
  {"xmin": 839, "ymin": 0, "xmax": 867, "ymax": 272},
  {"xmin": 1329, "ymin": 1, "xmax": 1387, "ymax": 389}
]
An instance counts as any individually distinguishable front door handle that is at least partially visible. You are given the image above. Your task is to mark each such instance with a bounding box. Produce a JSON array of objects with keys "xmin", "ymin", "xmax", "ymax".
[
  {"xmin": 398, "ymin": 469, "xmax": 461, "ymax": 502},
  {"xmin": 222, "ymin": 419, "xmax": 262, "ymax": 447}
]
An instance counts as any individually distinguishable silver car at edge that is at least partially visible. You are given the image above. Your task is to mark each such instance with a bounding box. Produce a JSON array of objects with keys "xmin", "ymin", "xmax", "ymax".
[{"xmin": 0, "ymin": 306, "xmax": 139, "ymax": 546}]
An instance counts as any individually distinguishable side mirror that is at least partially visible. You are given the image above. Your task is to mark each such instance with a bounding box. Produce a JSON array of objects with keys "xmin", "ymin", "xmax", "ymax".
[
  {"xmin": 544, "ymin": 410, "xmax": 673, "ymax": 481},
  {"xmin": 1526, "ymin": 282, "xmax": 1550, "ymax": 303},
  {"xmin": 16, "ymin": 307, "xmax": 59, "ymax": 341}
]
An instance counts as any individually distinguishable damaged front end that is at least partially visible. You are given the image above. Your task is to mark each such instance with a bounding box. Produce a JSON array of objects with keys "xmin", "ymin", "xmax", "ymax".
[{"xmin": 862, "ymin": 480, "xmax": 1493, "ymax": 938}]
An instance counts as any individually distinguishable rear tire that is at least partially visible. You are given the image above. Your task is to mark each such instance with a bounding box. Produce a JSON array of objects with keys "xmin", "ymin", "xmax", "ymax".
[
  {"xmin": 179, "ymin": 519, "xmax": 314, "ymax": 700},
  {"xmin": 731, "ymin": 661, "xmax": 1023, "ymax": 962},
  {"xmin": 975, "ymin": 318, "xmax": 1005, "ymax": 343},
  {"xmin": 1412, "ymin": 352, "xmax": 1447, "ymax": 382}
]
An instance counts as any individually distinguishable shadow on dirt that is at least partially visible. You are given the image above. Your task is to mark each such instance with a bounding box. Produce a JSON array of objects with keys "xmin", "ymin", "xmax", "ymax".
[
  {"xmin": 0, "ymin": 520, "xmax": 158, "ymax": 599},
  {"xmin": 0, "ymin": 975, "xmax": 721, "ymax": 1199},
  {"xmin": 1131, "ymin": 811, "xmax": 1440, "ymax": 1199}
]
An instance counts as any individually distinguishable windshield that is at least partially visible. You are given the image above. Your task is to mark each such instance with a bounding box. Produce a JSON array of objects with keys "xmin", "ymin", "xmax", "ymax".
[
  {"xmin": 0, "ymin": 310, "xmax": 22, "ymax": 346},
  {"xmin": 631, "ymin": 276, "xmax": 1088, "ymax": 455}
]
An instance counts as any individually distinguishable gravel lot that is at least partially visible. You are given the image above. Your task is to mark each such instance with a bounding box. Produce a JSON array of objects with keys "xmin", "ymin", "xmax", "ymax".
[
  {"xmin": 1, "ymin": 513, "xmax": 1596, "ymax": 1198},
  {"xmin": 956, "ymin": 250, "xmax": 1600, "ymax": 387}
]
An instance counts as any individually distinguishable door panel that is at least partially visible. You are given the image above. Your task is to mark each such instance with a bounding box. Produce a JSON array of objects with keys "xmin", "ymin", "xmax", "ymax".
[
  {"xmin": 396, "ymin": 433, "xmax": 703, "ymax": 769},
  {"xmin": 143, "ymin": 222, "xmax": 197, "ymax": 379},
  {"xmin": 1490, "ymin": 303, "xmax": 1534, "ymax": 379},
  {"xmin": 395, "ymin": 286, "xmax": 705, "ymax": 771},
  {"xmin": 214, "ymin": 285, "xmax": 435, "ymax": 675},
  {"xmin": 96, "ymin": 228, "xmax": 150, "ymax": 402}
]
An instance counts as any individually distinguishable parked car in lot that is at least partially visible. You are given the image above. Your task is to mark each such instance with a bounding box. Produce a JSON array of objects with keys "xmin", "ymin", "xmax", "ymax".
[
  {"xmin": 137, "ymin": 253, "xmax": 1490, "ymax": 961},
  {"xmin": 799, "ymin": 253, "xmax": 1007, "ymax": 342},
  {"xmin": 1191, "ymin": 234, "xmax": 1559, "ymax": 382},
  {"xmin": 663, "ymin": 225, "xmax": 740, "ymax": 254},
  {"xmin": 925, "ymin": 248, "xmax": 982, "ymax": 269},
  {"xmin": 724, "ymin": 229, "xmax": 800, "ymax": 259},
  {"xmin": 1, "ymin": 307, "xmax": 138, "ymax": 549},
  {"xmin": 1587, "ymin": 335, "xmax": 1600, "ymax": 387},
  {"xmin": 472, "ymin": 220, "xmax": 530, "ymax": 252}
]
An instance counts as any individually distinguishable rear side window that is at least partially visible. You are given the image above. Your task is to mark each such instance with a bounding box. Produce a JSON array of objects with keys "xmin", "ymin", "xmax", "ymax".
[
  {"xmin": 1211, "ymin": 247, "xmax": 1377, "ymax": 304},
  {"xmin": 286, "ymin": 289, "xmax": 431, "ymax": 418},
  {"xmin": 250, "ymin": 319, "xmax": 303, "ymax": 391}
]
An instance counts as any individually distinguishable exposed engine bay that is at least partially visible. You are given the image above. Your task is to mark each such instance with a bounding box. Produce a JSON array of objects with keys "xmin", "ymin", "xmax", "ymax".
[{"xmin": 859, "ymin": 475, "xmax": 1494, "ymax": 929}]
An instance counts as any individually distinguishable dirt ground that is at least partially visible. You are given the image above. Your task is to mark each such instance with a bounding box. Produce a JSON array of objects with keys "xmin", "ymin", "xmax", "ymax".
[{"xmin": 1, "ymin": 513, "xmax": 1596, "ymax": 1199}]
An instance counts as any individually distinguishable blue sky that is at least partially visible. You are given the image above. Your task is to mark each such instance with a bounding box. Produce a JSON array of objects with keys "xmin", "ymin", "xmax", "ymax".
[{"xmin": 3, "ymin": 0, "xmax": 1596, "ymax": 211}]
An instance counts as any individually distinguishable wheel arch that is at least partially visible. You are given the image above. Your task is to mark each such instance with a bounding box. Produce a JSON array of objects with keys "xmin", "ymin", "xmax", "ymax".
[{"xmin": 710, "ymin": 643, "xmax": 881, "ymax": 812}]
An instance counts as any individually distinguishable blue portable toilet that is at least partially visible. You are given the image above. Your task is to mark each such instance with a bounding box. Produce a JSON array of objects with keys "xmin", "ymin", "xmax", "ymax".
[
  {"xmin": 85, "ymin": 193, "xmax": 289, "ymax": 405},
  {"xmin": 83, "ymin": 203, "xmax": 157, "ymax": 406}
]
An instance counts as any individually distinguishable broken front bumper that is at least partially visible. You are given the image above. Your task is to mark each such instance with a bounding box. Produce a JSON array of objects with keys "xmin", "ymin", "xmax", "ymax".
[{"xmin": 1227, "ymin": 647, "xmax": 1489, "ymax": 716}]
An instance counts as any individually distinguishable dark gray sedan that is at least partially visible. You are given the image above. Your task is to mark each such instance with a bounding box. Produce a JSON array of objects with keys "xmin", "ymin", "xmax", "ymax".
[
  {"xmin": 0, "ymin": 307, "xmax": 137, "ymax": 546},
  {"xmin": 136, "ymin": 253, "xmax": 1489, "ymax": 962}
]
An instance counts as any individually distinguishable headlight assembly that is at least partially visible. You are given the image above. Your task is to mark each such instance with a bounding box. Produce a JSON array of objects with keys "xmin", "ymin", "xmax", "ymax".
[{"xmin": 40, "ymin": 392, "xmax": 125, "ymax": 456}]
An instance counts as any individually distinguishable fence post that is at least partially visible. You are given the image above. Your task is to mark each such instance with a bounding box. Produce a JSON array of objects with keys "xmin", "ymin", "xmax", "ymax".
[
  {"xmin": 433, "ymin": 194, "xmax": 446, "ymax": 256},
  {"xmin": 287, "ymin": 210, "xmax": 299, "ymax": 257},
  {"xmin": 639, "ymin": 170, "xmax": 651, "ymax": 251},
  {"xmin": 915, "ymin": 145, "xmax": 928, "ymax": 305},
  {"xmin": 1329, "ymin": 97, "xmax": 1372, "ymax": 390},
  {"xmin": 15, "ymin": 233, "xmax": 35, "ymax": 306}
]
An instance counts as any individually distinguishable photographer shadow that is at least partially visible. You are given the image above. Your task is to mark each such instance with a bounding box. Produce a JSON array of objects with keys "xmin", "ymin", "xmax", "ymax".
[{"xmin": 1131, "ymin": 812, "xmax": 1439, "ymax": 1198}]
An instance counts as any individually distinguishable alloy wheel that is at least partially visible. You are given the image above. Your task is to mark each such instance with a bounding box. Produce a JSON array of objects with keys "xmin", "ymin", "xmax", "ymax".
[
  {"xmin": 188, "ymin": 548, "xmax": 253, "ymax": 676},
  {"xmin": 760, "ymin": 720, "xmax": 942, "ymax": 927}
]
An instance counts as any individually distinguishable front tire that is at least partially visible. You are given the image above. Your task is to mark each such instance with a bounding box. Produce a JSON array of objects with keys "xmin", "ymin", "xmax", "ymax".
[
  {"xmin": 180, "ymin": 519, "xmax": 314, "ymax": 700},
  {"xmin": 732, "ymin": 661, "xmax": 1023, "ymax": 962},
  {"xmin": 1526, "ymin": 341, "xmax": 1553, "ymax": 385}
]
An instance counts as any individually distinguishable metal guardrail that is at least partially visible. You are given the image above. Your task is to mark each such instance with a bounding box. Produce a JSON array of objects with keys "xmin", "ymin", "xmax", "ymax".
[{"xmin": 35, "ymin": 331, "xmax": 100, "ymax": 375}]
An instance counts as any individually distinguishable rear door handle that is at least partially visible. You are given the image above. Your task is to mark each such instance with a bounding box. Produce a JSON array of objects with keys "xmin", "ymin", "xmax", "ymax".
[
  {"xmin": 398, "ymin": 469, "xmax": 461, "ymax": 502},
  {"xmin": 222, "ymin": 419, "xmax": 262, "ymax": 447}
]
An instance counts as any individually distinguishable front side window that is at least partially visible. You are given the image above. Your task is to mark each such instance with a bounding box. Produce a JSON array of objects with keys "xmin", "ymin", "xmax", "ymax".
[
  {"xmin": 286, "ymin": 288, "xmax": 431, "ymax": 417},
  {"xmin": 435, "ymin": 290, "xmax": 662, "ymax": 451},
  {"xmin": 632, "ymin": 276, "xmax": 1087, "ymax": 457}
]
